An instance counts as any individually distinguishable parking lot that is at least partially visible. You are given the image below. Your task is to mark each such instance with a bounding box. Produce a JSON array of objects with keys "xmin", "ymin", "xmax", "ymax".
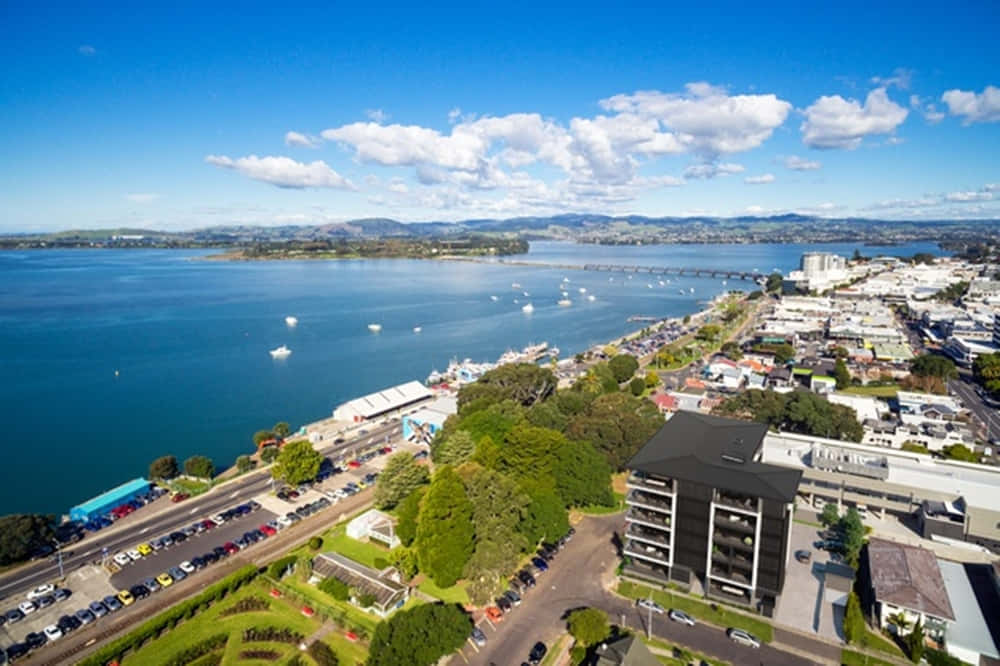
[{"xmin": 773, "ymin": 520, "xmax": 840, "ymax": 640}]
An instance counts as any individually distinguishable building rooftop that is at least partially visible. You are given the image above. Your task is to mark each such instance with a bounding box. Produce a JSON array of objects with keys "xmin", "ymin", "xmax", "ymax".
[
  {"xmin": 334, "ymin": 380, "xmax": 432, "ymax": 419},
  {"xmin": 594, "ymin": 635, "xmax": 661, "ymax": 666},
  {"xmin": 628, "ymin": 412, "xmax": 802, "ymax": 502},
  {"xmin": 867, "ymin": 538, "xmax": 955, "ymax": 621},
  {"xmin": 71, "ymin": 477, "xmax": 150, "ymax": 515},
  {"xmin": 937, "ymin": 560, "xmax": 999, "ymax": 660},
  {"xmin": 312, "ymin": 552, "xmax": 406, "ymax": 609}
]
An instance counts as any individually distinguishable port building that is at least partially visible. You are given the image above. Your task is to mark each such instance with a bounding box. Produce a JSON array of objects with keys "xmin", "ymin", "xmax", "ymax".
[
  {"xmin": 402, "ymin": 395, "xmax": 457, "ymax": 445},
  {"xmin": 69, "ymin": 477, "xmax": 151, "ymax": 522},
  {"xmin": 333, "ymin": 380, "xmax": 432, "ymax": 423}
]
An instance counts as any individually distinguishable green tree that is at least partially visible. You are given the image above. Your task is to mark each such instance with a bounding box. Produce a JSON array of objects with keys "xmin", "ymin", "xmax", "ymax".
[
  {"xmin": 766, "ymin": 272, "xmax": 783, "ymax": 293},
  {"xmin": 149, "ymin": 455, "xmax": 179, "ymax": 480},
  {"xmin": 272, "ymin": 440, "xmax": 322, "ymax": 486},
  {"xmin": 910, "ymin": 354, "xmax": 958, "ymax": 380},
  {"xmin": 434, "ymin": 430, "xmax": 476, "ymax": 467},
  {"xmin": 260, "ymin": 445, "xmax": 279, "ymax": 464},
  {"xmin": 0, "ymin": 514, "xmax": 56, "ymax": 566},
  {"xmin": 573, "ymin": 362, "xmax": 620, "ymax": 395},
  {"xmin": 552, "ymin": 441, "xmax": 614, "ymax": 508},
  {"xmin": 833, "ymin": 345, "xmax": 850, "ymax": 359},
  {"xmin": 752, "ymin": 342, "xmax": 795, "ymax": 364},
  {"xmin": 357, "ymin": 592, "xmax": 377, "ymax": 608},
  {"xmin": 518, "ymin": 484, "xmax": 569, "ymax": 546},
  {"xmin": 887, "ymin": 612, "xmax": 912, "ymax": 634},
  {"xmin": 388, "ymin": 546, "xmax": 418, "ymax": 580},
  {"xmin": 235, "ymin": 455, "xmax": 253, "ymax": 473},
  {"xmin": 834, "ymin": 358, "xmax": 851, "ymax": 390},
  {"xmin": 683, "ymin": 314, "xmax": 691, "ymax": 324},
  {"xmin": 907, "ymin": 620, "xmax": 925, "ymax": 663},
  {"xmin": 934, "ymin": 280, "xmax": 969, "ymax": 303},
  {"xmin": 307, "ymin": 641, "xmax": 339, "ymax": 666},
  {"xmin": 720, "ymin": 341, "xmax": 743, "ymax": 361},
  {"xmin": 567, "ymin": 608, "xmax": 611, "ymax": 648},
  {"xmin": 644, "ymin": 371, "xmax": 660, "ymax": 389},
  {"xmin": 941, "ymin": 443, "xmax": 979, "ymax": 462},
  {"xmin": 496, "ymin": 425, "xmax": 568, "ymax": 480},
  {"xmin": 566, "ymin": 392, "xmax": 662, "ymax": 470},
  {"xmin": 973, "ymin": 352, "xmax": 1000, "ymax": 397},
  {"xmin": 696, "ymin": 324, "xmax": 721, "ymax": 342},
  {"xmin": 183, "ymin": 455, "xmax": 215, "ymax": 479},
  {"xmin": 525, "ymin": 400, "xmax": 571, "ymax": 431},
  {"xmin": 457, "ymin": 363, "xmax": 557, "ymax": 410},
  {"xmin": 415, "ymin": 467, "xmax": 474, "ymax": 588},
  {"xmin": 395, "ymin": 487, "xmax": 425, "ymax": 547},
  {"xmin": 366, "ymin": 602, "xmax": 471, "ymax": 666},
  {"xmin": 273, "ymin": 422, "xmax": 291, "ymax": 439},
  {"xmin": 608, "ymin": 354, "xmax": 639, "ymax": 383},
  {"xmin": 841, "ymin": 507, "xmax": 865, "ymax": 567},
  {"xmin": 629, "ymin": 376, "xmax": 645, "ymax": 396},
  {"xmin": 252, "ymin": 430, "xmax": 275, "ymax": 446},
  {"xmin": 819, "ymin": 503, "xmax": 840, "ymax": 527},
  {"xmin": 318, "ymin": 576, "xmax": 350, "ymax": 601},
  {"xmin": 375, "ymin": 452, "xmax": 430, "ymax": 510},
  {"xmin": 843, "ymin": 591, "xmax": 864, "ymax": 645}
]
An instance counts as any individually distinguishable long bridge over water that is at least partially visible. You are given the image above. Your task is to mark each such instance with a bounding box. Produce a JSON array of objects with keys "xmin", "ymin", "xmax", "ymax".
[{"xmin": 581, "ymin": 263, "xmax": 767, "ymax": 281}]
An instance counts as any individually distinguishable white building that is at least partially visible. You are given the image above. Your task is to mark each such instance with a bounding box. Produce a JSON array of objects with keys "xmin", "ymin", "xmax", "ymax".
[
  {"xmin": 333, "ymin": 380, "xmax": 432, "ymax": 422},
  {"xmin": 784, "ymin": 253, "xmax": 850, "ymax": 293},
  {"xmin": 346, "ymin": 509, "xmax": 400, "ymax": 549}
]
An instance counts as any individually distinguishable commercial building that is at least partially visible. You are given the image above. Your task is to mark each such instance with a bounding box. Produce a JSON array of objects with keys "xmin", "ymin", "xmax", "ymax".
[
  {"xmin": 624, "ymin": 412, "xmax": 801, "ymax": 616},
  {"xmin": 401, "ymin": 395, "xmax": 457, "ymax": 445},
  {"xmin": 332, "ymin": 380, "xmax": 432, "ymax": 422},
  {"xmin": 784, "ymin": 253, "xmax": 849, "ymax": 293},
  {"xmin": 311, "ymin": 552, "xmax": 407, "ymax": 617},
  {"xmin": 69, "ymin": 477, "xmax": 151, "ymax": 523}
]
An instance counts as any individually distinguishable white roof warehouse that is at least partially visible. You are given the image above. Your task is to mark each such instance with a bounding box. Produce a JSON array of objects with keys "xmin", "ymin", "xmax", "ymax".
[{"xmin": 333, "ymin": 380, "xmax": 432, "ymax": 422}]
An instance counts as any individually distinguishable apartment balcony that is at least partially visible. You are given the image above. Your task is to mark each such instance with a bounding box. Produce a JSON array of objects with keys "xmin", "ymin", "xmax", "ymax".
[
  {"xmin": 622, "ymin": 561, "xmax": 671, "ymax": 587},
  {"xmin": 713, "ymin": 512, "xmax": 755, "ymax": 536},
  {"xmin": 626, "ymin": 490, "xmax": 673, "ymax": 515},
  {"xmin": 710, "ymin": 567, "xmax": 752, "ymax": 587},
  {"xmin": 712, "ymin": 549, "xmax": 753, "ymax": 569},
  {"xmin": 625, "ymin": 507, "xmax": 672, "ymax": 530},
  {"xmin": 624, "ymin": 539, "xmax": 671, "ymax": 567},
  {"xmin": 714, "ymin": 490, "xmax": 759, "ymax": 514},
  {"xmin": 626, "ymin": 524, "xmax": 671, "ymax": 550},
  {"xmin": 626, "ymin": 473, "xmax": 675, "ymax": 498},
  {"xmin": 713, "ymin": 531, "xmax": 754, "ymax": 553},
  {"xmin": 707, "ymin": 579, "xmax": 753, "ymax": 606}
]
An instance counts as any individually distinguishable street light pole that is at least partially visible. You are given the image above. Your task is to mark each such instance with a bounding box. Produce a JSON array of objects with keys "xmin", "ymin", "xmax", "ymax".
[
  {"xmin": 53, "ymin": 540, "xmax": 64, "ymax": 579},
  {"xmin": 646, "ymin": 595, "xmax": 653, "ymax": 639}
]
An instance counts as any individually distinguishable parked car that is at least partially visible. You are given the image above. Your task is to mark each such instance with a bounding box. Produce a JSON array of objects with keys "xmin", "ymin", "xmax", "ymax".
[
  {"xmin": 529, "ymin": 641, "xmax": 547, "ymax": 664},
  {"xmin": 26, "ymin": 584, "xmax": 55, "ymax": 600},
  {"xmin": 179, "ymin": 561, "xmax": 196, "ymax": 574},
  {"xmin": 223, "ymin": 542, "xmax": 239, "ymax": 555},
  {"xmin": 136, "ymin": 542, "xmax": 153, "ymax": 556},
  {"xmin": 169, "ymin": 566, "xmax": 187, "ymax": 581},
  {"xmin": 53, "ymin": 588, "xmax": 71, "ymax": 602},
  {"xmin": 795, "ymin": 549, "xmax": 812, "ymax": 563},
  {"xmin": 668, "ymin": 609, "xmax": 695, "ymax": 626},
  {"xmin": 518, "ymin": 570, "xmax": 536, "ymax": 587},
  {"xmin": 213, "ymin": 546, "xmax": 228, "ymax": 559},
  {"xmin": 156, "ymin": 573, "xmax": 174, "ymax": 587},
  {"xmin": 74, "ymin": 608, "xmax": 96, "ymax": 624},
  {"xmin": 171, "ymin": 492, "xmax": 190, "ymax": 503},
  {"xmin": 102, "ymin": 595, "xmax": 123, "ymax": 612},
  {"xmin": 531, "ymin": 557, "xmax": 549, "ymax": 572},
  {"xmin": 88, "ymin": 600, "xmax": 108, "ymax": 617},
  {"xmin": 43, "ymin": 624, "xmax": 63, "ymax": 641},
  {"xmin": 143, "ymin": 577, "xmax": 161, "ymax": 593},
  {"xmin": 5, "ymin": 643, "xmax": 30, "ymax": 661},
  {"xmin": 496, "ymin": 596, "xmax": 512, "ymax": 613},
  {"xmin": 17, "ymin": 601, "xmax": 36, "ymax": 615},
  {"xmin": 25, "ymin": 631, "xmax": 47, "ymax": 649},
  {"xmin": 637, "ymin": 599, "xmax": 665, "ymax": 614},
  {"xmin": 484, "ymin": 606, "xmax": 503, "ymax": 623},
  {"xmin": 503, "ymin": 589, "xmax": 521, "ymax": 606},
  {"xmin": 129, "ymin": 584, "xmax": 150, "ymax": 600},
  {"xmin": 117, "ymin": 589, "xmax": 135, "ymax": 606},
  {"xmin": 5, "ymin": 609, "xmax": 24, "ymax": 624},
  {"xmin": 113, "ymin": 552, "xmax": 132, "ymax": 566},
  {"xmin": 726, "ymin": 628, "xmax": 761, "ymax": 648},
  {"xmin": 35, "ymin": 594, "xmax": 55, "ymax": 609},
  {"xmin": 470, "ymin": 626, "xmax": 487, "ymax": 647}
]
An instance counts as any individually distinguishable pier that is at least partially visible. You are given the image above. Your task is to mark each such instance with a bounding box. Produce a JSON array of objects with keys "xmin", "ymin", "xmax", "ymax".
[{"xmin": 480, "ymin": 257, "xmax": 768, "ymax": 281}]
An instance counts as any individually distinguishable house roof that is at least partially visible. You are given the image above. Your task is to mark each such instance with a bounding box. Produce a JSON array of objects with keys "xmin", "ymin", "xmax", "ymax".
[
  {"xmin": 627, "ymin": 412, "xmax": 802, "ymax": 502},
  {"xmin": 312, "ymin": 552, "xmax": 406, "ymax": 609},
  {"xmin": 652, "ymin": 394, "xmax": 677, "ymax": 409},
  {"xmin": 867, "ymin": 538, "xmax": 955, "ymax": 621},
  {"xmin": 594, "ymin": 635, "xmax": 661, "ymax": 666}
]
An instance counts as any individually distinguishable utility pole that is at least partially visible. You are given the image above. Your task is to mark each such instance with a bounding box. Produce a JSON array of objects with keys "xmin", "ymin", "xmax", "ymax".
[
  {"xmin": 646, "ymin": 594, "xmax": 653, "ymax": 639},
  {"xmin": 53, "ymin": 540, "xmax": 64, "ymax": 579}
]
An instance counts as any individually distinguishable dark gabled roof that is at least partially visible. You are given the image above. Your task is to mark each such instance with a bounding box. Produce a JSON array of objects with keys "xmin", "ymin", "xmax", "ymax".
[
  {"xmin": 867, "ymin": 538, "xmax": 955, "ymax": 621},
  {"xmin": 594, "ymin": 635, "xmax": 661, "ymax": 666},
  {"xmin": 312, "ymin": 552, "xmax": 406, "ymax": 609},
  {"xmin": 628, "ymin": 412, "xmax": 802, "ymax": 503}
]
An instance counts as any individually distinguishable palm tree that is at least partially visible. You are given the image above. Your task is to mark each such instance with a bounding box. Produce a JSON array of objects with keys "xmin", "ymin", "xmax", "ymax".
[{"xmin": 888, "ymin": 611, "xmax": 912, "ymax": 635}]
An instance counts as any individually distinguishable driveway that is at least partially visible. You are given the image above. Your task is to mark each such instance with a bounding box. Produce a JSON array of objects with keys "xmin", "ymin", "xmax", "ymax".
[
  {"xmin": 455, "ymin": 513, "xmax": 827, "ymax": 666},
  {"xmin": 773, "ymin": 520, "xmax": 841, "ymax": 641}
]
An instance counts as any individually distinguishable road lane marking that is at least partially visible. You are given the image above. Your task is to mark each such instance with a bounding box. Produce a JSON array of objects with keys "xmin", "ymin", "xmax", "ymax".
[
  {"xmin": 189, "ymin": 508, "xmax": 199, "ymax": 514},
  {"xmin": 230, "ymin": 491, "xmax": 240, "ymax": 498}
]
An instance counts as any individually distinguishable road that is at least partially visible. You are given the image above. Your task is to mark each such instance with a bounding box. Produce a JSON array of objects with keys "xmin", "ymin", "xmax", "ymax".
[
  {"xmin": 0, "ymin": 419, "xmax": 402, "ymax": 604},
  {"xmin": 457, "ymin": 513, "xmax": 830, "ymax": 666},
  {"xmin": 950, "ymin": 376, "xmax": 1000, "ymax": 441}
]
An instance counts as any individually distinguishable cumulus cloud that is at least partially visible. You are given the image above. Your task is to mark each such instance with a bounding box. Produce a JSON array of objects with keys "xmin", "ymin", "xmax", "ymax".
[
  {"xmin": 781, "ymin": 155, "xmax": 822, "ymax": 171},
  {"xmin": 205, "ymin": 155, "xmax": 355, "ymax": 189},
  {"xmin": 870, "ymin": 68, "xmax": 913, "ymax": 90},
  {"xmin": 366, "ymin": 109, "xmax": 389, "ymax": 124},
  {"xmin": 125, "ymin": 193, "xmax": 160, "ymax": 203},
  {"xmin": 942, "ymin": 86, "xmax": 1000, "ymax": 124},
  {"xmin": 801, "ymin": 88, "xmax": 908, "ymax": 149},
  {"xmin": 744, "ymin": 173, "xmax": 775, "ymax": 185},
  {"xmin": 284, "ymin": 131, "xmax": 320, "ymax": 148},
  {"xmin": 683, "ymin": 163, "xmax": 744, "ymax": 179},
  {"xmin": 945, "ymin": 190, "xmax": 993, "ymax": 202},
  {"xmin": 78, "ymin": 45, "xmax": 96, "ymax": 55},
  {"xmin": 909, "ymin": 95, "xmax": 945, "ymax": 124}
]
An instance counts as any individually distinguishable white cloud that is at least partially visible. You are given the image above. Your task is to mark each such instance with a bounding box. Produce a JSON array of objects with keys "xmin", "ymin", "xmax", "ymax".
[
  {"xmin": 909, "ymin": 95, "xmax": 945, "ymax": 123},
  {"xmin": 781, "ymin": 155, "xmax": 822, "ymax": 171},
  {"xmin": 744, "ymin": 173, "xmax": 775, "ymax": 185},
  {"xmin": 205, "ymin": 155, "xmax": 355, "ymax": 190},
  {"xmin": 284, "ymin": 131, "xmax": 320, "ymax": 148},
  {"xmin": 365, "ymin": 109, "xmax": 389, "ymax": 124},
  {"xmin": 870, "ymin": 68, "xmax": 913, "ymax": 90},
  {"xmin": 683, "ymin": 163, "xmax": 744, "ymax": 179},
  {"xmin": 942, "ymin": 86, "xmax": 1000, "ymax": 124},
  {"xmin": 78, "ymin": 45, "xmax": 96, "ymax": 56},
  {"xmin": 862, "ymin": 197, "xmax": 940, "ymax": 211},
  {"xmin": 984, "ymin": 183, "xmax": 1000, "ymax": 192},
  {"xmin": 801, "ymin": 88, "xmax": 908, "ymax": 149},
  {"xmin": 945, "ymin": 190, "xmax": 993, "ymax": 202},
  {"xmin": 125, "ymin": 193, "xmax": 160, "ymax": 203}
]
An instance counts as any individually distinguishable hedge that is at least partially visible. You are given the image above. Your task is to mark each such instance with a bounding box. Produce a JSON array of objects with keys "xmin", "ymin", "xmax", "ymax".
[
  {"xmin": 308, "ymin": 640, "xmax": 340, "ymax": 666},
  {"xmin": 268, "ymin": 555, "xmax": 298, "ymax": 579},
  {"xmin": 219, "ymin": 596, "xmax": 270, "ymax": 617},
  {"xmin": 163, "ymin": 634, "xmax": 228, "ymax": 666},
  {"xmin": 242, "ymin": 626, "xmax": 304, "ymax": 644},
  {"xmin": 77, "ymin": 564, "xmax": 260, "ymax": 666}
]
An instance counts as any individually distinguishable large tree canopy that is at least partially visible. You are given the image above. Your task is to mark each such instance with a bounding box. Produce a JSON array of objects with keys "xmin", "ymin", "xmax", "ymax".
[
  {"xmin": 0, "ymin": 514, "xmax": 56, "ymax": 566},
  {"xmin": 414, "ymin": 467, "xmax": 474, "ymax": 588},
  {"xmin": 910, "ymin": 353, "xmax": 958, "ymax": 380},
  {"xmin": 148, "ymin": 455, "xmax": 179, "ymax": 480},
  {"xmin": 272, "ymin": 440, "xmax": 322, "ymax": 486},
  {"xmin": 552, "ymin": 441, "xmax": 614, "ymax": 508},
  {"xmin": 518, "ymin": 483, "xmax": 569, "ymax": 546},
  {"xmin": 608, "ymin": 353, "xmax": 639, "ymax": 383},
  {"xmin": 395, "ymin": 487, "xmax": 426, "ymax": 547},
  {"xmin": 457, "ymin": 363, "xmax": 557, "ymax": 410},
  {"xmin": 366, "ymin": 602, "xmax": 471, "ymax": 666},
  {"xmin": 715, "ymin": 389, "xmax": 863, "ymax": 442},
  {"xmin": 566, "ymin": 391, "xmax": 662, "ymax": 469},
  {"xmin": 375, "ymin": 452, "xmax": 430, "ymax": 509}
]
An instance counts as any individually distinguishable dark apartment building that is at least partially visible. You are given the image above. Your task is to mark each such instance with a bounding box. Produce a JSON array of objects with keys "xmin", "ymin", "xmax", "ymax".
[{"xmin": 623, "ymin": 411, "xmax": 801, "ymax": 615}]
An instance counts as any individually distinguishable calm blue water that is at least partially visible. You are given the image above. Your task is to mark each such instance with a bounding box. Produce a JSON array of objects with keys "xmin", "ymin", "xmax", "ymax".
[{"xmin": 0, "ymin": 240, "xmax": 944, "ymax": 516}]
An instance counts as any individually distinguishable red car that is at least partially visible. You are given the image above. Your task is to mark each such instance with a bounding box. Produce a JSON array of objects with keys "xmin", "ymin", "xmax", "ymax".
[
  {"xmin": 347, "ymin": 460, "xmax": 361, "ymax": 469},
  {"xmin": 223, "ymin": 542, "xmax": 239, "ymax": 555},
  {"xmin": 380, "ymin": 446, "xmax": 393, "ymax": 454},
  {"xmin": 201, "ymin": 519, "xmax": 216, "ymax": 530},
  {"xmin": 259, "ymin": 524, "xmax": 276, "ymax": 536},
  {"xmin": 170, "ymin": 493, "xmax": 190, "ymax": 503}
]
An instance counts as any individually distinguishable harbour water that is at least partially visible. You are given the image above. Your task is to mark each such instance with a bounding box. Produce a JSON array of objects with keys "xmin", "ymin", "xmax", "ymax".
[{"xmin": 0, "ymin": 240, "xmax": 944, "ymax": 515}]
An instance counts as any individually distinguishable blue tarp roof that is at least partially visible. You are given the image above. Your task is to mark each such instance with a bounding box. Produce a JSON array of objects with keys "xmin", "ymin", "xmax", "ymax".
[{"xmin": 71, "ymin": 477, "xmax": 150, "ymax": 515}]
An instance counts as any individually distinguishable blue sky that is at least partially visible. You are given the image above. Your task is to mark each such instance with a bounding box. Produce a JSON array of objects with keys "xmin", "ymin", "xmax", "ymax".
[{"xmin": 2, "ymin": 2, "xmax": 999, "ymax": 231}]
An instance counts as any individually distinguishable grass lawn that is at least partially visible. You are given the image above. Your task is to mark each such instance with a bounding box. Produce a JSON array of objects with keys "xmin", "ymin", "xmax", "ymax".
[
  {"xmin": 841, "ymin": 649, "xmax": 897, "ymax": 666},
  {"xmin": 618, "ymin": 581, "xmax": 773, "ymax": 643},
  {"xmin": 169, "ymin": 477, "xmax": 213, "ymax": 496},
  {"xmin": 841, "ymin": 384, "xmax": 900, "ymax": 397},
  {"xmin": 322, "ymin": 525, "xmax": 392, "ymax": 569},
  {"xmin": 642, "ymin": 635, "xmax": 728, "ymax": 666},
  {"xmin": 417, "ymin": 577, "xmax": 470, "ymax": 605},
  {"xmin": 280, "ymin": 577, "xmax": 381, "ymax": 635},
  {"xmin": 539, "ymin": 634, "xmax": 570, "ymax": 666},
  {"xmin": 122, "ymin": 579, "xmax": 355, "ymax": 665},
  {"xmin": 576, "ymin": 492, "xmax": 626, "ymax": 515},
  {"xmin": 860, "ymin": 629, "xmax": 905, "ymax": 657},
  {"xmin": 794, "ymin": 517, "xmax": 823, "ymax": 528}
]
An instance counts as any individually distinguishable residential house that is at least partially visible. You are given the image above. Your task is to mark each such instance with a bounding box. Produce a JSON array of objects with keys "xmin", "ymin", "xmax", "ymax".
[
  {"xmin": 311, "ymin": 552, "xmax": 408, "ymax": 617},
  {"xmin": 593, "ymin": 634, "xmax": 661, "ymax": 666}
]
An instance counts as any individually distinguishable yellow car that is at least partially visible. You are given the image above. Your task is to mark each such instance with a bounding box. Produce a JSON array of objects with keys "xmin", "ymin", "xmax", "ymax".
[
  {"xmin": 156, "ymin": 572, "xmax": 174, "ymax": 588},
  {"xmin": 356, "ymin": 480, "xmax": 367, "ymax": 489},
  {"xmin": 117, "ymin": 589, "xmax": 135, "ymax": 606},
  {"xmin": 136, "ymin": 543, "xmax": 153, "ymax": 556}
]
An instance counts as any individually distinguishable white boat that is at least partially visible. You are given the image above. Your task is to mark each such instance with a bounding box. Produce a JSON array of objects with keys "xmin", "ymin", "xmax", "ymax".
[
  {"xmin": 367, "ymin": 323, "xmax": 382, "ymax": 332},
  {"xmin": 413, "ymin": 326, "xmax": 422, "ymax": 333},
  {"xmin": 521, "ymin": 303, "xmax": 535, "ymax": 313},
  {"xmin": 558, "ymin": 299, "xmax": 572, "ymax": 306},
  {"xmin": 679, "ymin": 289, "xmax": 685, "ymax": 295},
  {"xmin": 578, "ymin": 287, "xmax": 587, "ymax": 293},
  {"xmin": 647, "ymin": 283, "xmax": 653, "ymax": 288},
  {"xmin": 561, "ymin": 291, "xmax": 569, "ymax": 297},
  {"xmin": 562, "ymin": 277, "xmax": 570, "ymax": 283},
  {"xmin": 285, "ymin": 316, "xmax": 298, "ymax": 327},
  {"xmin": 511, "ymin": 282, "xmax": 522, "ymax": 289},
  {"xmin": 269, "ymin": 345, "xmax": 291, "ymax": 359},
  {"xmin": 514, "ymin": 298, "xmax": 519, "ymax": 304},
  {"xmin": 722, "ymin": 280, "xmax": 727, "ymax": 285},
  {"xmin": 658, "ymin": 280, "xmax": 665, "ymax": 286},
  {"xmin": 523, "ymin": 291, "xmax": 530, "ymax": 297},
  {"xmin": 587, "ymin": 294, "xmax": 596, "ymax": 301},
  {"xmin": 690, "ymin": 287, "xmax": 695, "ymax": 293},
  {"xmin": 490, "ymin": 295, "xmax": 499, "ymax": 302}
]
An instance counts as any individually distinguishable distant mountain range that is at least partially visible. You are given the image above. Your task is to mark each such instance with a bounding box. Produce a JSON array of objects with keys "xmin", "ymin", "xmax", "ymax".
[{"xmin": 3, "ymin": 214, "xmax": 999, "ymax": 247}]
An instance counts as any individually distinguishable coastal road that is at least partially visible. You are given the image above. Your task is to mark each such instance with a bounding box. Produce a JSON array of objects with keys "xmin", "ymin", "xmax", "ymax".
[
  {"xmin": 950, "ymin": 377, "xmax": 1000, "ymax": 441},
  {"xmin": 0, "ymin": 419, "xmax": 402, "ymax": 604},
  {"xmin": 457, "ymin": 513, "xmax": 828, "ymax": 666}
]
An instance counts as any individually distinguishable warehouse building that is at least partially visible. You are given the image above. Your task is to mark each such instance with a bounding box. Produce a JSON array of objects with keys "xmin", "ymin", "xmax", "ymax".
[
  {"xmin": 69, "ymin": 477, "xmax": 151, "ymax": 523},
  {"xmin": 332, "ymin": 380, "xmax": 432, "ymax": 423}
]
